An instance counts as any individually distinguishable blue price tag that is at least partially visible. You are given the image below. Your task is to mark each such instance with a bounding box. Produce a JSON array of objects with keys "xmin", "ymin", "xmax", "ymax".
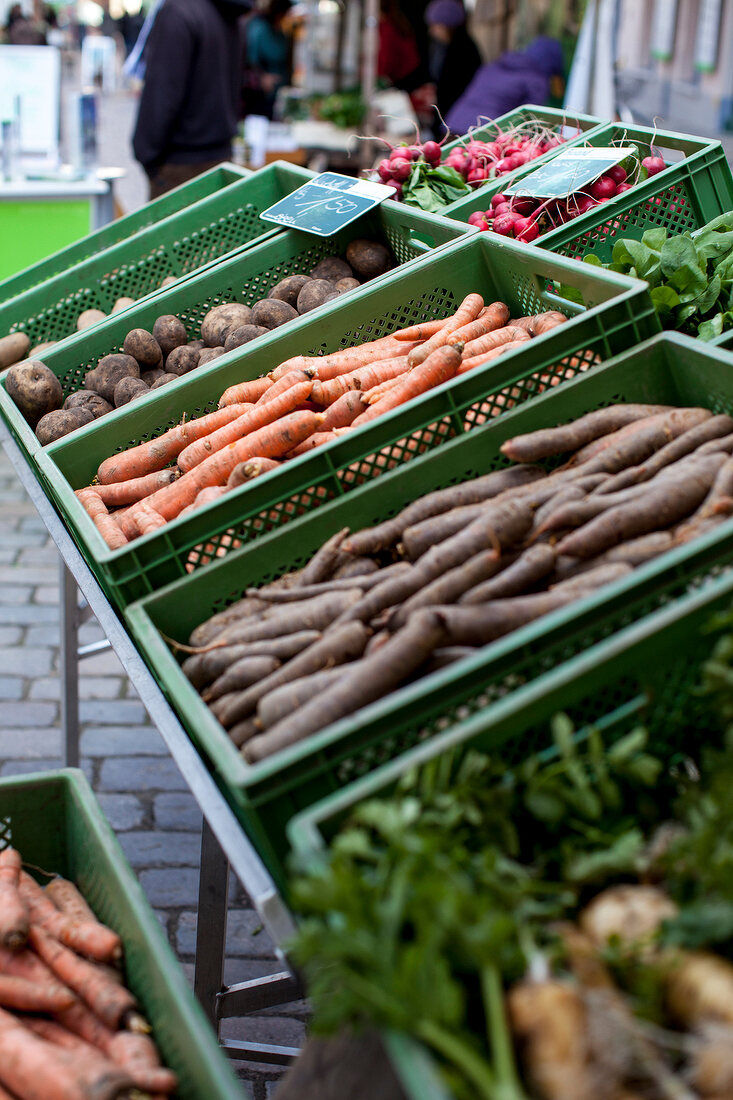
[
  {"xmin": 505, "ymin": 146, "xmax": 637, "ymax": 199},
  {"xmin": 260, "ymin": 172, "xmax": 395, "ymax": 236}
]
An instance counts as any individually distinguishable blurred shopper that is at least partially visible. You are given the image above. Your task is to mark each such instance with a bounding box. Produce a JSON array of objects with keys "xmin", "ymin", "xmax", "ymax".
[
  {"xmin": 4, "ymin": 1, "xmax": 48, "ymax": 43},
  {"xmin": 241, "ymin": 0, "xmax": 292, "ymax": 119},
  {"xmin": 425, "ymin": 0, "xmax": 481, "ymax": 130},
  {"xmin": 132, "ymin": 0, "xmax": 251, "ymax": 198},
  {"xmin": 445, "ymin": 35, "xmax": 565, "ymax": 136},
  {"xmin": 377, "ymin": 0, "xmax": 422, "ymax": 91}
]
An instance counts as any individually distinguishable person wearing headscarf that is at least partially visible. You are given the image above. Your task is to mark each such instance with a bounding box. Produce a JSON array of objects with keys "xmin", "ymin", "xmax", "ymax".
[
  {"xmin": 444, "ymin": 35, "xmax": 565, "ymax": 137},
  {"xmin": 424, "ymin": 0, "xmax": 481, "ymax": 130}
]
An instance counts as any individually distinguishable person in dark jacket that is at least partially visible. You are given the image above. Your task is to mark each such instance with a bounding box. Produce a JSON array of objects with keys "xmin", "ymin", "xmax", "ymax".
[
  {"xmin": 424, "ymin": 0, "xmax": 481, "ymax": 131},
  {"xmin": 132, "ymin": 0, "xmax": 251, "ymax": 199},
  {"xmin": 444, "ymin": 36, "xmax": 565, "ymax": 137}
]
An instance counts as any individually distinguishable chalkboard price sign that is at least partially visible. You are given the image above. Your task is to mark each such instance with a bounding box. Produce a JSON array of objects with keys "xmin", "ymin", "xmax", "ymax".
[
  {"xmin": 260, "ymin": 172, "xmax": 395, "ymax": 236},
  {"xmin": 505, "ymin": 146, "xmax": 638, "ymax": 200}
]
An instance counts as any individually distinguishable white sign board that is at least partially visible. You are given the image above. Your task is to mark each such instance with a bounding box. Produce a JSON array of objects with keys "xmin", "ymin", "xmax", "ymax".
[{"xmin": 0, "ymin": 45, "xmax": 60, "ymax": 162}]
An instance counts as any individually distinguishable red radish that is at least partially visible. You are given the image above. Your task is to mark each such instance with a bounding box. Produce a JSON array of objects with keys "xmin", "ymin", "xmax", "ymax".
[
  {"xmin": 491, "ymin": 192, "xmax": 508, "ymax": 209},
  {"xmin": 467, "ymin": 210, "xmax": 486, "ymax": 226},
  {"xmin": 377, "ymin": 159, "xmax": 393, "ymax": 182},
  {"xmin": 468, "ymin": 168, "xmax": 488, "ymax": 183},
  {"xmin": 388, "ymin": 182, "xmax": 403, "ymax": 199},
  {"xmin": 493, "ymin": 202, "xmax": 511, "ymax": 216},
  {"xmin": 608, "ymin": 164, "xmax": 627, "ymax": 184},
  {"xmin": 389, "ymin": 146, "xmax": 409, "ymax": 161},
  {"xmin": 509, "ymin": 196, "xmax": 536, "ymax": 216},
  {"xmin": 478, "ymin": 219, "xmax": 491, "ymax": 231},
  {"xmin": 422, "ymin": 140, "xmax": 441, "ymax": 165},
  {"xmin": 513, "ymin": 217, "xmax": 540, "ymax": 242},
  {"xmin": 492, "ymin": 212, "xmax": 518, "ymax": 236},
  {"xmin": 642, "ymin": 155, "xmax": 666, "ymax": 176},
  {"xmin": 615, "ymin": 182, "xmax": 633, "ymax": 193},
  {"xmin": 590, "ymin": 175, "xmax": 617, "ymax": 200},
  {"xmin": 403, "ymin": 145, "xmax": 423, "ymax": 161},
  {"xmin": 569, "ymin": 194, "xmax": 597, "ymax": 215},
  {"xmin": 390, "ymin": 157, "xmax": 412, "ymax": 182}
]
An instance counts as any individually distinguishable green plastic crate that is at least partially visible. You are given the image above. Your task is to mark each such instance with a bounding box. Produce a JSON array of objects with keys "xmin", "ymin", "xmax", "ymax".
[
  {"xmin": 0, "ymin": 161, "xmax": 315, "ymax": 350},
  {"xmin": 1, "ymin": 195, "xmax": 472, "ymax": 488},
  {"xmin": 122, "ymin": 333, "xmax": 733, "ymax": 884},
  {"xmin": 0, "ymin": 768, "xmax": 243, "ymax": 1100},
  {"xmin": 440, "ymin": 103, "xmax": 606, "ymax": 211},
  {"xmin": 39, "ymin": 232, "xmax": 655, "ymax": 609},
  {"xmin": 0, "ymin": 163, "xmax": 249, "ymax": 303},
  {"xmin": 445, "ymin": 122, "xmax": 733, "ymax": 263}
]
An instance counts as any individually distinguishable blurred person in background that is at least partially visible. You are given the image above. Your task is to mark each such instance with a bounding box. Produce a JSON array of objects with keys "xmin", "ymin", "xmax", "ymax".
[
  {"xmin": 132, "ymin": 0, "xmax": 252, "ymax": 198},
  {"xmin": 4, "ymin": 0, "xmax": 48, "ymax": 43},
  {"xmin": 241, "ymin": 0, "xmax": 292, "ymax": 119},
  {"xmin": 444, "ymin": 35, "xmax": 565, "ymax": 137},
  {"xmin": 377, "ymin": 0, "xmax": 423, "ymax": 91},
  {"xmin": 425, "ymin": 0, "xmax": 481, "ymax": 134}
]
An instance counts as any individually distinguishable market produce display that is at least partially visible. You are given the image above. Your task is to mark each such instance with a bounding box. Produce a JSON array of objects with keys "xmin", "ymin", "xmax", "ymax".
[
  {"xmin": 289, "ymin": 678, "xmax": 733, "ymax": 1100},
  {"xmin": 176, "ymin": 400, "xmax": 733, "ymax": 765},
  {"xmin": 3, "ymin": 239, "xmax": 394, "ymax": 445},
  {"xmin": 564, "ymin": 212, "xmax": 733, "ymax": 341},
  {"xmin": 464, "ymin": 146, "xmax": 663, "ymax": 241},
  {"xmin": 69, "ymin": 296, "xmax": 569, "ymax": 550},
  {"xmin": 0, "ymin": 847, "xmax": 177, "ymax": 1098},
  {"xmin": 374, "ymin": 118, "xmax": 571, "ymax": 211}
]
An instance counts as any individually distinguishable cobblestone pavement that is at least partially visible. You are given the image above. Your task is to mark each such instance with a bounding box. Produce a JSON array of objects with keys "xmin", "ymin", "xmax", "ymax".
[{"xmin": 0, "ymin": 446, "xmax": 305, "ymax": 1097}]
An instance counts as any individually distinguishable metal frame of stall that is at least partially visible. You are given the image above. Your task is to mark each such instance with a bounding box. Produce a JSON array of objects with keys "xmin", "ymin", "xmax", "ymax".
[{"xmin": 0, "ymin": 420, "xmax": 303, "ymax": 1070}]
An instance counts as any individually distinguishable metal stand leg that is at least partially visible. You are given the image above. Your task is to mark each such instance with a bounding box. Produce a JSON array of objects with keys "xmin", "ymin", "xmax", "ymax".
[
  {"xmin": 59, "ymin": 557, "xmax": 80, "ymax": 768},
  {"xmin": 194, "ymin": 817, "xmax": 230, "ymax": 1030}
]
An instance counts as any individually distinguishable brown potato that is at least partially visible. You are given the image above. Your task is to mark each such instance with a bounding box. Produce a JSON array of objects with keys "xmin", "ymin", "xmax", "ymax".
[
  {"xmin": 111, "ymin": 297, "xmax": 136, "ymax": 314},
  {"xmin": 200, "ymin": 303, "xmax": 253, "ymax": 348},
  {"xmin": 28, "ymin": 340, "xmax": 57, "ymax": 358},
  {"xmin": 188, "ymin": 339, "xmax": 206, "ymax": 351},
  {"xmin": 159, "ymin": 275, "xmax": 178, "ymax": 289},
  {"xmin": 63, "ymin": 391, "xmax": 113, "ymax": 419},
  {"xmin": 335, "ymin": 277, "xmax": 361, "ymax": 293},
  {"xmin": 141, "ymin": 368, "xmax": 167, "ymax": 386},
  {"xmin": 35, "ymin": 406, "xmax": 94, "ymax": 445},
  {"xmin": 150, "ymin": 373, "xmax": 179, "ymax": 389},
  {"xmin": 123, "ymin": 328, "xmax": 163, "ymax": 368},
  {"xmin": 153, "ymin": 315, "xmax": 188, "ymax": 358},
  {"xmin": 345, "ymin": 239, "xmax": 392, "ymax": 280},
  {"xmin": 84, "ymin": 354, "xmax": 140, "ymax": 403},
  {"xmin": 297, "ymin": 279, "xmax": 340, "ymax": 314},
  {"xmin": 114, "ymin": 376, "xmax": 150, "ymax": 407},
  {"xmin": 309, "ymin": 256, "xmax": 353, "ymax": 282},
  {"xmin": 252, "ymin": 298, "xmax": 300, "ymax": 329},
  {"xmin": 223, "ymin": 325, "xmax": 269, "ymax": 352},
  {"xmin": 77, "ymin": 308, "xmax": 107, "ymax": 331},
  {"xmin": 0, "ymin": 332, "xmax": 31, "ymax": 369},
  {"xmin": 197, "ymin": 346, "xmax": 226, "ymax": 365},
  {"xmin": 5, "ymin": 360, "xmax": 63, "ymax": 428},
  {"xmin": 165, "ymin": 345, "xmax": 200, "ymax": 376},
  {"xmin": 268, "ymin": 275, "xmax": 312, "ymax": 308}
]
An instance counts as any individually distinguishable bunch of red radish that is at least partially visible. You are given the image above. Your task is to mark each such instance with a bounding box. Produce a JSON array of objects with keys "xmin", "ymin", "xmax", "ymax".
[
  {"xmin": 375, "ymin": 139, "xmax": 443, "ymax": 199},
  {"xmin": 466, "ymin": 153, "xmax": 667, "ymax": 241}
]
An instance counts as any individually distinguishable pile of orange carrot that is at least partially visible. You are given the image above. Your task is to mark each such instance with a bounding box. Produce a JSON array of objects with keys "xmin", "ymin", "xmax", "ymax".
[
  {"xmin": 0, "ymin": 845, "xmax": 177, "ymax": 1100},
  {"xmin": 75, "ymin": 294, "xmax": 569, "ymax": 550}
]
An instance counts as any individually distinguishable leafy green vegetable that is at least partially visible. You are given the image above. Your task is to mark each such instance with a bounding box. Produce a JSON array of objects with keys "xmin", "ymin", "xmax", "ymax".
[{"xmin": 402, "ymin": 162, "xmax": 472, "ymax": 213}]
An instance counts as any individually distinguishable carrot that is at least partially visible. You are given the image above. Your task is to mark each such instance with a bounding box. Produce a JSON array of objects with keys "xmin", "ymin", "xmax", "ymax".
[
  {"xmin": 255, "ymin": 368, "xmax": 312, "ymax": 406},
  {"xmin": 433, "ymin": 588, "xmax": 594, "ymax": 647},
  {"xmin": 96, "ymin": 403, "xmax": 252, "ymax": 483},
  {"xmin": 28, "ymin": 924, "xmax": 137, "ymax": 1029},
  {"xmin": 104, "ymin": 1031, "xmax": 178, "ymax": 1095},
  {"xmin": 248, "ymin": 563, "xmax": 410, "ymax": 604},
  {"xmin": 94, "ymin": 469, "xmax": 181, "ymax": 508},
  {"xmin": 350, "ymin": 343, "xmax": 463, "ymax": 429},
  {"xmin": 268, "ymin": 334, "xmax": 418, "ymax": 383},
  {"xmin": 256, "ymin": 665, "xmax": 347, "ymax": 730},
  {"xmin": 177, "ymin": 380, "xmax": 314, "ymax": 472},
  {"xmin": 217, "ymin": 376, "xmax": 273, "ymax": 408},
  {"xmin": 45, "ymin": 877, "xmax": 108, "ymax": 929},
  {"xmin": 446, "ymin": 301, "xmax": 510, "ymax": 346},
  {"xmin": 0, "ymin": 847, "xmax": 29, "ymax": 951},
  {"xmin": 319, "ymin": 390, "xmax": 369, "ymax": 430},
  {"xmin": 310, "ymin": 355, "xmax": 410, "ymax": 406},
  {"xmin": 211, "ymin": 589, "xmax": 363, "ymax": 650},
  {"xmin": 0, "ymin": 971, "xmax": 76, "ymax": 1012},
  {"xmin": 528, "ymin": 310, "xmax": 569, "ymax": 336},
  {"xmin": 568, "ymin": 408, "xmax": 712, "ymax": 469},
  {"xmin": 135, "ymin": 505, "xmax": 168, "ymax": 535},
  {"xmin": 456, "ymin": 336, "xmax": 532, "ymax": 375},
  {"xmin": 387, "ymin": 548, "xmax": 510, "ymax": 630},
  {"xmin": 19, "ymin": 872, "xmax": 122, "ymax": 963},
  {"xmin": 242, "ymin": 608, "xmax": 448, "ymax": 763},
  {"xmin": 202, "ymin": 654, "xmax": 280, "ymax": 703},
  {"xmin": 74, "ymin": 490, "xmax": 128, "ymax": 550},
  {"xmin": 458, "ymin": 543, "xmax": 557, "ymax": 606},
  {"xmin": 391, "ymin": 318, "xmax": 447, "ymax": 341},
  {"xmin": 363, "ymin": 376, "xmax": 404, "ymax": 404},
  {"xmin": 500, "ymin": 404, "xmax": 678, "ymax": 463},
  {"xmin": 406, "ymin": 293, "xmax": 484, "ymax": 367},
  {"xmin": 287, "ymin": 429, "xmax": 346, "ymax": 457},
  {"xmin": 226, "ymin": 457, "xmax": 280, "ymax": 487},
  {"xmin": 0, "ymin": 1006, "xmax": 134, "ymax": 1100},
  {"xmin": 0, "ymin": 942, "xmax": 69, "ymax": 987},
  {"xmin": 300, "ymin": 526, "xmax": 350, "ymax": 585},
  {"xmin": 120, "ymin": 411, "xmax": 323, "ymax": 537}
]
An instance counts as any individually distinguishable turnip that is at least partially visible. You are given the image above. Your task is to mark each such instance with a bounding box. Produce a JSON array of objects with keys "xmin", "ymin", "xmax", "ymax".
[
  {"xmin": 589, "ymin": 175, "xmax": 617, "ymax": 200},
  {"xmin": 642, "ymin": 155, "xmax": 666, "ymax": 177}
]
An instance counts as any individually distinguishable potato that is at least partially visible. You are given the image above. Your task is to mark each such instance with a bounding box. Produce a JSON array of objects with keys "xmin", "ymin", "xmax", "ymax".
[
  {"xmin": 63, "ymin": 391, "xmax": 113, "ymax": 419},
  {"xmin": 165, "ymin": 345, "xmax": 200, "ymax": 376},
  {"xmin": 150, "ymin": 373, "xmax": 179, "ymax": 389},
  {"xmin": 111, "ymin": 297, "xmax": 136, "ymax": 314},
  {"xmin": 335, "ymin": 277, "xmax": 361, "ymax": 294},
  {"xmin": 114, "ymin": 377, "xmax": 150, "ymax": 407},
  {"xmin": 77, "ymin": 308, "xmax": 107, "ymax": 331},
  {"xmin": 268, "ymin": 275, "xmax": 312, "ymax": 308},
  {"xmin": 0, "ymin": 332, "xmax": 31, "ymax": 369},
  {"xmin": 35, "ymin": 406, "xmax": 94, "ymax": 445},
  {"xmin": 153, "ymin": 314, "xmax": 188, "ymax": 358},
  {"xmin": 188, "ymin": 339, "xmax": 206, "ymax": 352},
  {"xmin": 309, "ymin": 256, "xmax": 353, "ymax": 282},
  {"xmin": 84, "ymin": 354, "xmax": 140, "ymax": 403},
  {"xmin": 223, "ymin": 325, "xmax": 269, "ymax": 353},
  {"xmin": 159, "ymin": 275, "xmax": 178, "ymax": 289},
  {"xmin": 141, "ymin": 368, "xmax": 167, "ymax": 386},
  {"xmin": 345, "ymin": 239, "xmax": 392, "ymax": 280},
  {"xmin": 5, "ymin": 360, "xmax": 63, "ymax": 428},
  {"xmin": 123, "ymin": 328, "xmax": 163, "ymax": 368},
  {"xmin": 297, "ymin": 279, "xmax": 340, "ymax": 314},
  {"xmin": 197, "ymin": 346, "xmax": 226, "ymax": 366},
  {"xmin": 28, "ymin": 340, "xmax": 57, "ymax": 358},
  {"xmin": 251, "ymin": 299, "xmax": 299, "ymax": 330},
  {"xmin": 200, "ymin": 303, "xmax": 253, "ymax": 348}
]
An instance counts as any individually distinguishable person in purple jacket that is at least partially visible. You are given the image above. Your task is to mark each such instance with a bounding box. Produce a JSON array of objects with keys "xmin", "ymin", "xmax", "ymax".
[{"xmin": 444, "ymin": 36, "xmax": 565, "ymax": 137}]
